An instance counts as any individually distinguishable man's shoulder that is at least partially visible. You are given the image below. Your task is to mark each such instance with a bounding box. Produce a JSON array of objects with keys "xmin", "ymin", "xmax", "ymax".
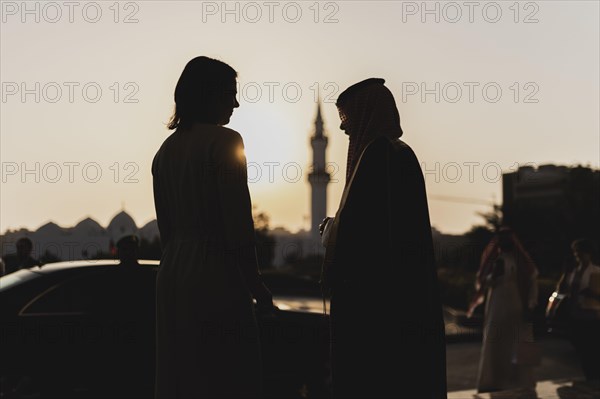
[
  {"xmin": 356, "ymin": 137, "xmax": 392, "ymax": 168},
  {"xmin": 368, "ymin": 137, "xmax": 417, "ymax": 157},
  {"xmin": 393, "ymin": 139, "xmax": 417, "ymax": 157},
  {"xmin": 360, "ymin": 137, "xmax": 421, "ymax": 168},
  {"xmin": 362, "ymin": 136, "xmax": 396, "ymax": 156}
]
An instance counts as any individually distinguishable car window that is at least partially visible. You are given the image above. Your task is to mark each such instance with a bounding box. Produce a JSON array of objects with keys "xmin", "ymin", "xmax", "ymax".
[{"xmin": 20, "ymin": 269, "xmax": 112, "ymax": 316}]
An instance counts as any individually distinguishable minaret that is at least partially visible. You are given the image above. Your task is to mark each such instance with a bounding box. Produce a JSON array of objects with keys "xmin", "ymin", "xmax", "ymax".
[{"xmin": 308, "ymin": 102, "xmax": 331, "ymax": 244}]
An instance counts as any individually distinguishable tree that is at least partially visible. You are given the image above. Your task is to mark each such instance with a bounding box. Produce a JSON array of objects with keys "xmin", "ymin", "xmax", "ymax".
[{"xmin": 476, "ymin": 204, "xmax": 502, "ymax": 231}]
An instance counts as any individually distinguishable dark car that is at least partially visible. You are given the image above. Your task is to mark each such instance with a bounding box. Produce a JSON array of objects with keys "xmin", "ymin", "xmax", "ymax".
[{"xmin": 0, "ymin": 260, "xmax": 330, "ymax": 398}]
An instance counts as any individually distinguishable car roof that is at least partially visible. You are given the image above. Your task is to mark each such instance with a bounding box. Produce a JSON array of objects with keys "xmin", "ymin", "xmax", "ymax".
[{"xmin": 30, "ymin": 259, "xmax": 159, "ymax": 274}]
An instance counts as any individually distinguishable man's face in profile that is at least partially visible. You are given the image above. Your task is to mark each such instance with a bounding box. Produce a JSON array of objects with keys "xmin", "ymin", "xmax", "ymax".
[{"xmin": 337, "ymin": 107, "xmax": 351, "ymax": 136}]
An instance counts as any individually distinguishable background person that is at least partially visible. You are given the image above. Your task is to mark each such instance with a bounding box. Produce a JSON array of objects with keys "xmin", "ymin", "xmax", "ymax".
[
  {"xmin": 564, "ymin": 238, "xmax": 600, "ymax": 383},
  {"xmin": 470, "ymin": 227, "xmax": 539, "ymax": 394},
  {"xmin": 2, "ymin": 237, "xmax": 39, "ymax": 275}
]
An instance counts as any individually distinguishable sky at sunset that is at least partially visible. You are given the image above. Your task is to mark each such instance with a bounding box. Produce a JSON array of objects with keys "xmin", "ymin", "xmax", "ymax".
[{"xmin": 1, "ymin": 1, "xmax": 599, "ymax": 235}]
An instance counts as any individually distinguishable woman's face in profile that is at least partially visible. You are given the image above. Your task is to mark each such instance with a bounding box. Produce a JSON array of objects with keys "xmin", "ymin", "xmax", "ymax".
[{"xmin": 216, "ymin": 81, "xmax": 239, "ymax": 126}]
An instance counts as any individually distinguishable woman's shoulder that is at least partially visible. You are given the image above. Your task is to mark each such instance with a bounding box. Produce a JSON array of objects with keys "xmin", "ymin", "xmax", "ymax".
[
  {"xmin": 151, "ymin": 125, "xmax": 243, "ymax": 165},
  {"xmin": 188, "ymin": 123, "xmax": 242, "ymax": 139},
  {"xmin": 216, "ymin": 126, "xmax": 243, "ymax": 144},
  {"xmin": 180, "ymin": 125, "xmax": 246, "ymax": 155},
  {"xmin": 151, "ymin": 133, "xmax": 175, "ymax": 174},
  {"xmin": 188, "ymin": 125, "xmax": 244, "ymax": 150}
]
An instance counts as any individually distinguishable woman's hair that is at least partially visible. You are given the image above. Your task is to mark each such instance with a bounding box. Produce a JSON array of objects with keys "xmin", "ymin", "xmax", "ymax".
[{"xmin": 167, "ymin": 56, "xmax": 237, "ymax": 130}]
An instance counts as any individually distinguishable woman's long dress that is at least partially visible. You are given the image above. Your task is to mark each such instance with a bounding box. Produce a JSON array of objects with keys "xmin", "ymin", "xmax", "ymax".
[
  {"xmin": 152, "ymin": 123, "xmax": 262, "ymax": 398},
  {"xmin": 477, "ymin": 252, "xmax": 536, "ymax": 392}
]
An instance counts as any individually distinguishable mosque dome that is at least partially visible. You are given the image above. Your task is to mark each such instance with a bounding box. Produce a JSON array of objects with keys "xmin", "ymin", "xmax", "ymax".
[
  {"xmin": 139, "ymin": 219, "xmax": 159, "ymax": 241},
  {"xmin": 37, "ymin": 221, "xmax": 63, "ymax": 235},
  {"xmin": 73, "ymin": 217, "xmax": 105, "ymax": 236},
  {"xmin": 107, "ymin": 211, "xmax": 138, "ymax": 241}
]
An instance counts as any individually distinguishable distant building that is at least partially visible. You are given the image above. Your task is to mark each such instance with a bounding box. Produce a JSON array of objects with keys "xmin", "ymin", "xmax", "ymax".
[
  {"xmin": 0, "ymin": 210, "xmax": 159, "ymax": 262},
  {"xmin": 2, "ymin": 104, "xmax": 331, "ymax": 268},
  {"xmin": 502, "ymin": 164, "xmax": 600, "ymax": 272},
  {"xmin": 308, "ymin": 102, "xmax": 331, "ymax": 244},
  {"xmin": 107, "ymin": 211, "xmax": 139, "ymax": 255},
  {"xmin": 271, "ymin": 102, "xmax": 331, "ymax": 267},
  {"xmin": 270, "ymin": 227, "xmax": 313, "ymax": 267},
  {"xmin": 139, "ymin": 219, "xmax": 159, "ymax": 242}
]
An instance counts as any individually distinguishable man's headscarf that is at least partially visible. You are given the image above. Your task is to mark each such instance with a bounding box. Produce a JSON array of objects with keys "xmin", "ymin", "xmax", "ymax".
[{"xmin": 336, "ymin": 78, "xmax": 403, "ymax": 182}]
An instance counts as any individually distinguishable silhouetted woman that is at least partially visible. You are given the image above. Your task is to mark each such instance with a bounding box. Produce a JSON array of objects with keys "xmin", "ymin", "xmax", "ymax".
[
  {"xmin": 152, "ymin": 56, "xmax": 273, "ymax": 398},
  {"xmin": 321, "ymin": 78, "xmax": 447, "ymax": 398},
  {"xmin": 468, "ymin": 227, "xmax": 539, "ymax": 393}
]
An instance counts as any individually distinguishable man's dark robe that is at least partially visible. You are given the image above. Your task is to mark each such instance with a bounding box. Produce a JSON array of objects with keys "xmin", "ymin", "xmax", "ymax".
[{"xmin": 324, "ymin": 136, "xmax": 447, "ymax": 398}]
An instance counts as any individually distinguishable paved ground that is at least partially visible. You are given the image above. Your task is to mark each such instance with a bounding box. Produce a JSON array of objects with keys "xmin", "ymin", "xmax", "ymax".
[
  {"xmin": 271, "ymin": 299, "xmax": 589, "ymax": 397},
  {"xmin": 442, "ymin": 304, "xmax": 586, "ymax": 392},
  {"xmin": 448, "ymin": 379, "xmax": 600, "ymax": 399},
  {"xmin": 446, "ymin": 337, "xmax": 585, "ymax": 392},
  {"xmin": 446, "ymin": 333, "xmax": 600, "ymax": 398}
]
